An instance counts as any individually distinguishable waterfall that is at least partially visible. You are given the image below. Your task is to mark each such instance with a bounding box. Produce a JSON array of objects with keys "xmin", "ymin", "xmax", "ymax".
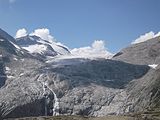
[
  {"xmin": 42, "ymin": 82, "xmax": 47, "ymax": 116},
  {"xmin": 52, "ymin": 91, "xmax": 59, "ymax": 116},
  {"xmin": 45, "ymin": 83, "xmax": 60, "ymax": 116},
  {"xmin": 38, "ymin": 74, "xmax": 60, "ymax": 116}
]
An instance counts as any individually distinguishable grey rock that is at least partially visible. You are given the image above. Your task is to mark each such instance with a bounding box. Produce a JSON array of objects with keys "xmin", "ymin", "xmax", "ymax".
[
  {"xmin": 0, "ymin": 28, "xmax": 159, "ymax": 119},
  {"xmin": 112, "ymin": 36, "xmax": 160, "ymax": 65},
  {"xmin": 112, "ymin": 36, "xmax": 160, "ymax": 113}
]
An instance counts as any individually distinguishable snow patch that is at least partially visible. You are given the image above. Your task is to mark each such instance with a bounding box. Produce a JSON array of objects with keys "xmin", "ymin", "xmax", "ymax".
[
  {"xmin": 0, "ymin": 39, "xmax": 4, "ymax": 41},
  {"xmin": 5, "ymin": 67, "xmax": 11, "ymax": 71},
  {"xmin": 5, "ymin": 67, "xmax": 11, "ymax": 74},
  {"xmin": 19, "ymin": 73, "xmax": 24, "ymax": 77},
  {"xmin": 13, "ymin": 58, "xmax": 18, "ymax": 61},
  {"xmin": 148, "ymin": 64, "xmax": 158, "ymax": 69},
  {"xmin": 22, "ymin": 44, "xmax": 47, "ymax": 54},
  {"xmin": 7, "ymin": 75, "xmax": 15, "ymax": 79},
  {"xmin": 38, "ymin": 39, "xmax": 69, "ymax": 55},
  {"xmin": 104, "ymin": 80, "xmax": 114, "ymax": 82},
  {"xmin": 9, "ymin": 41, "xmax": 21, "ymax": 49},
  {"xmin": 18, "ymin": 35, "xmax": 69, "ymax": 56}
]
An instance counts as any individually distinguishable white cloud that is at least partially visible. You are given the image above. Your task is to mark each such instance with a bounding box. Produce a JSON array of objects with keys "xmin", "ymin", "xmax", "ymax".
[
  {"xmin": 9, "ymin": 0, "xmax": 16, "ymax": 3},
  {"xmin": 15, "ymin": 28, "xmax": 28, "ymax": 38},
  {"xmin": 92, "ymin": 40, "xmax": 105, "ymax": 50},
  {"xmin": 30, "ymin": 28, "xmax": 55, "ymax": 42},
  {"xmin": 132, "ymin": 31, "xmax": 160, "ymax": 44},
  {"xmin": 15, "ymin": 28, "xmax": 113, "ymax": 59},
  {"xmin": 71, "ymin": 40, "xmax": 113, "ymax": 59}
]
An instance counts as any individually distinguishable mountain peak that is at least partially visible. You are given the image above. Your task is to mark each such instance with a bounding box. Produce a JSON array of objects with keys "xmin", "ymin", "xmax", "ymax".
[
  {"xmin": 16, "ymin": 35, "xmax": 70, "ymax": 57},
  {"xmin": 0, "ymin": 28, "xmax": 16, "ymax": 43}
]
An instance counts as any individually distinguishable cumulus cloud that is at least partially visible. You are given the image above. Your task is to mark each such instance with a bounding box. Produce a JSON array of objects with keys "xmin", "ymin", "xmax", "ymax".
[
  {"xmin": 30, "ymin": 28, "xmax": 55, "ymax": 42},
  {"xmin": 15, "ymin": 28, "xmax": 28, "ymax": 38},
  {"xmin": 71, "ymin": 40, "xmax": 113, "ymax": 59},
  {"xmin": 92, "ymin": 40, "xmax": 105, "ymax": 50},
  {"xmin": 15, "ymin": 28, "xmax": 55, "ymax": 43},
  {"xmin": 132, "ymin": 31, "xmax": 160, "ymax": 44}
]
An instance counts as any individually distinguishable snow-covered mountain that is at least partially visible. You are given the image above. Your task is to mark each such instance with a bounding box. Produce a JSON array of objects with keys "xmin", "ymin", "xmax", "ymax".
[
  {"xmin": 16, "ymin": 35, "xmax": 70, "ymax": 57},
  {"xmin": 0, "ymin": 28, "xmax": 31, "ymax": 58},
  {"xmin": 0, "ymin": 28, "xmax": 160, "ymax": 119}
]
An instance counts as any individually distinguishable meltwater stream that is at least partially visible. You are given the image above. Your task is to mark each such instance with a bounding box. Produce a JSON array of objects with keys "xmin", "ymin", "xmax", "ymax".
[
  {"xmin": 45, "ymin": 83, "xmax": 60, "ymax": 116},
  {"xmin": 38, "ymin": 74, "xmax": 59, "ymax": 116},
  {"xmin": 42, "ymin": 82, "xmax": 47, "ymax": 116}
]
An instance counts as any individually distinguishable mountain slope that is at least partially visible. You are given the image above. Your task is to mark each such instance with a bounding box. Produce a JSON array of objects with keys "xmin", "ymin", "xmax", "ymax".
[
  {"xmin": 0, "ymin": 28, "xmax": 16, "ymax": 43},
  {"xmin": 0, "ymin": 58, "xmax": 150, "ymax": 119},
  {"xmin": 0, "ymin": 29, "xmax": 35, "ymax": 88},
  {"xmin": 112, "ymin": 36, "xmax": 160, "ymax": 65},
  {"xmin": 0, "ymin": 28, "xmax": 159, "ymax": 119},
  {"xmin": 112, "ymin": 36, "xmax": 160, "ymax": 114},
  {"xmin": 16, "ymin": 35, "xmax": 70, "ymax": 58},
  {"xmin": 0, "ymin": 29, "xmax": 46, "ymax": 119}
]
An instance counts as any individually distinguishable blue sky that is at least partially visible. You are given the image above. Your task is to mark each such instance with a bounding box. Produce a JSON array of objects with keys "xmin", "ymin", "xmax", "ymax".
[{"xmin": 0, "ymin": 0, "xmax": 160, "ymax": 53}]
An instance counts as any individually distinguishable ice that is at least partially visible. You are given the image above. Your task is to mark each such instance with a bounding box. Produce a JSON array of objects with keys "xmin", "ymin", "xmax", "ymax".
[
  {"xmin": 148, "ymin": 64, "xmax": 158, "ymax": 69},
  {"xmin": 22, "ymin": 44, "xmax": 47, "ymax": 54}
]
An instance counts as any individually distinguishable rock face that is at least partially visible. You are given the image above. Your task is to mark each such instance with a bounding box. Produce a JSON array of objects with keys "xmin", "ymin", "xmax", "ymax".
[
  {"xmin": 125, "ymin": 66, "xmax": 160, "ymax": 113},
  {"xmin": 0, "ymin": 28, "xmax": 159, "ymax": 119},
  {"xmin": 112, "ymin": 36, "xmax": 160, "ymax": 65},
  {"xmin": 46, "ymin": 59, "xmax": 149, "ymax": 116},
  {"xmin": 112, "ymin": 36, "xmax": 160, "ymax": 113}
]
